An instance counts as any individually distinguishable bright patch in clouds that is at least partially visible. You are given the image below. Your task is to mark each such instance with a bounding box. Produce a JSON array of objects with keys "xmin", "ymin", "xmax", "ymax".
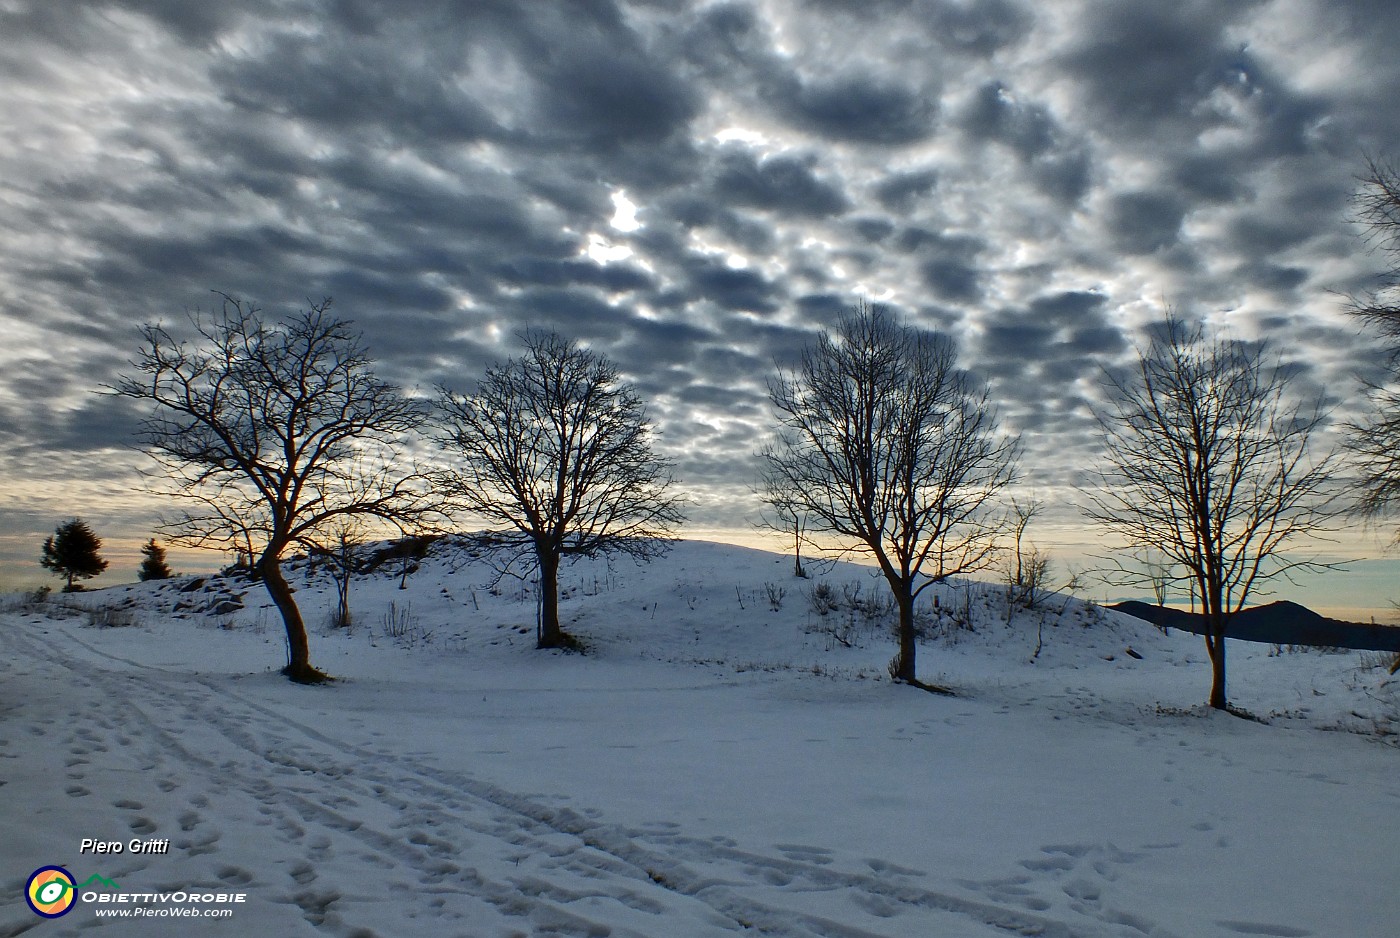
[{"xmin": 608, "ymin": 190, "xmax": 641, "ymax": 232}]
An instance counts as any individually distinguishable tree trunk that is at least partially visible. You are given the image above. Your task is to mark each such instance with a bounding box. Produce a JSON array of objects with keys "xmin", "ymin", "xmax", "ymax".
[
  {"xmin": 260, "ymin": 552, "xmax": 325, "ymax": 684},
  {"xmin": 537, "ymin": 550, "xmax": 563, "ymax": 649},
  {"xmin": 894, "ymin": 590, "xmax": 917, "ymax": 683},
  {"xmin": 1205, "ymin": 628, "xmax": 1227, "ymax": 710},
  {"xmin": 333, "ymin": 564, "xmax": 352, "ymax": 629},
  {"xmin": 1203, "ymin": 578, "xmax": 1228, "ymax": 710}
]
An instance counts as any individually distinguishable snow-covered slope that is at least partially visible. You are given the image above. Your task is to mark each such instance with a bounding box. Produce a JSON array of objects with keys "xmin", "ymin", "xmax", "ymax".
[{"xmin": 2, "ymin": 539, "xmax": 1397, "ymax": 937}]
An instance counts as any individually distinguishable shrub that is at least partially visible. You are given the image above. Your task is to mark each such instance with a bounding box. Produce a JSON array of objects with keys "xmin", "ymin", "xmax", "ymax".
[{"xmin": 807, "ymin": 581, "xmax": 838, "ymax": 616}]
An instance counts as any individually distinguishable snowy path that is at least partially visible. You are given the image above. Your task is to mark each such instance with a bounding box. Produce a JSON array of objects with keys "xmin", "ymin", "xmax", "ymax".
[{"xmin": 2, "ymin": 615, "xmax": 1147, "ymax": 938}]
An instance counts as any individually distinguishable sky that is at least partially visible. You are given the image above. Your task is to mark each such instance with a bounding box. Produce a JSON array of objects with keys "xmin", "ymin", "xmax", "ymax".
[{"xmin": 2, "ymin": 0, "xmax": 1399, "ymax": 617}]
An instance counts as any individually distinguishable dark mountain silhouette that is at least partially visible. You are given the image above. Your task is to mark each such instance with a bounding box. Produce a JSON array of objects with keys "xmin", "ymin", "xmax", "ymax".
[{"xmin": 1111, "ymin": 600, "xmax": 1400, "ymax": 652}]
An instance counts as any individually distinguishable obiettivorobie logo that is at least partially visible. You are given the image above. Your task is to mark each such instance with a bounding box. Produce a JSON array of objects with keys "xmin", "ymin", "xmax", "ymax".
[
  {"xmin": 25, "ymin": 867, "xmax": 119, "ymax": 918},
  {"xmin": 24, "ymin": 864, "xmax": 247, "ymax": 920}
]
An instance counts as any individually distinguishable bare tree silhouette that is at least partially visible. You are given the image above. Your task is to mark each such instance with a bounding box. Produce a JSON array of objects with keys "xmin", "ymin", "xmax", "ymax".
[
  {"xmin": 1085, "ymin": 316, "xmax": 1339, "ymax": 710},
  {"xmin": 761, "ymin": 304, "xmax": 1018, "ymax": 689},
  {"xmin": 1346, "ymin": 155, "xmax": 1400, "ymax": 673},
  {"xmin": 116, "ymin": 295, "xmax": 429, "ymax": 683},
  {"xmin": 434, "ymin": 330, "xmax": 686, "ymax": 650}
]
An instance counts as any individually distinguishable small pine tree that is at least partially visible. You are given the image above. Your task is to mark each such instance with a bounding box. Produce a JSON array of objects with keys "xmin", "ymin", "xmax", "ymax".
[
  {"xmin": 40, "ymin": 518, "xmax": 109, "ymax": 591},
  {"xmin": 138, "ymin": 538, "xmax": 174, "ymax": 581}
]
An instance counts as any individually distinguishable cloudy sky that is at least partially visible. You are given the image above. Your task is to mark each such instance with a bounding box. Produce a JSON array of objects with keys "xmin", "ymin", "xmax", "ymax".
[{"xmin": 3, "ymin": 0, "xmax": 1399, "ymax": 614}]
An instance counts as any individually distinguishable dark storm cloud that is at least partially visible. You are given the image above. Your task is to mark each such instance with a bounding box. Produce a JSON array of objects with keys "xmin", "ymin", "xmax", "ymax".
[
  {"xmin": 970, "ymin": 290, "xmax": 1127, "ymax": 449},
  {"xmin": 321, "ymin": 270, "xmax": 456, "ymax": 316}
]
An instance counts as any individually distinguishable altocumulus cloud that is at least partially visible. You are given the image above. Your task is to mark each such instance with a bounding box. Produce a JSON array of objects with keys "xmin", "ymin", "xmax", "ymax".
[{"xmin": 1, "ymin": 0, "xmax": 1398, "ymax": 587}]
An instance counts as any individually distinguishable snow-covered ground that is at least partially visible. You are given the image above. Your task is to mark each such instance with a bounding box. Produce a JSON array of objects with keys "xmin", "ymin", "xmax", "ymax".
[{"xmin": 2, "ymin": 539, "xmax": 1397, "ymax": 937}]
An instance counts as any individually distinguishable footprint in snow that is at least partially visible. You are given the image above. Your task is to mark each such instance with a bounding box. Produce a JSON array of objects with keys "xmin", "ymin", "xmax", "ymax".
[
  {"xmin": 216, "ymin": 866, "xmax": 254, "ymax": 886},
  {"xmin": 175, "ymin": 828, "xmax": 221, "ymax": 857},
  {"xmin": 775, "ymin": 844, "xmax": 834, "ymax": 864}
]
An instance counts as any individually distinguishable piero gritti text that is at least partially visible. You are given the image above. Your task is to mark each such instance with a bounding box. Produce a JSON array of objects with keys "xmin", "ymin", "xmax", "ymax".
[{"xmin": 80, "ymin": 838, "xmax": 170, "ymax": 855}]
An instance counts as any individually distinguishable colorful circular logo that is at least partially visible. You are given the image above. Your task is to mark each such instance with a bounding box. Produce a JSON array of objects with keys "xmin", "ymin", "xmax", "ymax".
[{"xmin": 26, "ymin": 866, "xmax": 76, "ymax": 918}]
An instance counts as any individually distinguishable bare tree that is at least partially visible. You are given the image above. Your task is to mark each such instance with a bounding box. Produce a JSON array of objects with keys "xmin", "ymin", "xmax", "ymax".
[
  {"xmin": 761, "ymin": 304, "xmax": 1019, "ymax": 689},
  {"xmin": 1003, "ymin": 498, "xmax": 1052, "ymax": 619},
  {"xmin": 309, "ymin": 518, "xmax": 365, "ymax": 631},
  {"xmin": 755, "ymin": 466, "xmax": 810, "ymax": 578},
  {"xmin": 1084, "ymin": 316, "xmax": 1339, "ymax": 710},
  {"xmin": 1140, "ymin": 548, "xmax": 1175, "ymax": 608},
  {"xmin": 1348, "ymin": 156, "xmax": 1400, "ymax": 528},
  {"xmin": 115, "ymin": 295, "xmax": 429, "ymax": 683},
  {"xmin": 434, "ymin": 330, "xmax": 687, "ymax": 650},
  {"xmin": 1347, "ymin": 156, "xmax": 1400, "ymax": 673},
  {"xmin": 1092, "ymin": 546, "xmax": 1180, "ymax": 609}
]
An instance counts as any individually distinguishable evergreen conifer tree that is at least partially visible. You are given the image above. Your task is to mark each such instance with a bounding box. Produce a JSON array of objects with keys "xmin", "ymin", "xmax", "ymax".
[
  {"xmin": 40, "ymin": 518, "xmax": 109, "ymax": 591},
  {"xmin": 137, "ymin": 538, "xmax": 174, "ymax": 581}
]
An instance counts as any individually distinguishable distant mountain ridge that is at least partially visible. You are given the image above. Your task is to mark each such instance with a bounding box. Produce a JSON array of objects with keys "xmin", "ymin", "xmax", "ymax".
[{"xmin": 1110, "ymin": 599, "xmax": 1400, "ymax": 652}]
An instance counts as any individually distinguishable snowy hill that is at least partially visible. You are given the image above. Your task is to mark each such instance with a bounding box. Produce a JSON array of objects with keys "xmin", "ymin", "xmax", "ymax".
[{"xmin": 2, "ymin": 539, "xmax": 1397, "ymax": 937}]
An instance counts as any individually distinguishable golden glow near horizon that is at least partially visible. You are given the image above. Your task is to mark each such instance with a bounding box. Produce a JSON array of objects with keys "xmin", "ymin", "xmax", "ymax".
[{"xmin": 5, "ymin": 516, "xmax": 1395, "ymax": 626}]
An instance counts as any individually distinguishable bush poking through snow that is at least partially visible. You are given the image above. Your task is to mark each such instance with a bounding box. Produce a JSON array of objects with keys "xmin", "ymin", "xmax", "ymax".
[{"xmin": 807, "ymin": 581, "xmax": 838, "ymax": 616}]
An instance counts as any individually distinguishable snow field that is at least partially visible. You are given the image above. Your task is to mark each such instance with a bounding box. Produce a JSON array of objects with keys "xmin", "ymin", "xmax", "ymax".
[{"xmin": 1, "ymin": 539, "xmax": 1396, "ymax": 937}]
